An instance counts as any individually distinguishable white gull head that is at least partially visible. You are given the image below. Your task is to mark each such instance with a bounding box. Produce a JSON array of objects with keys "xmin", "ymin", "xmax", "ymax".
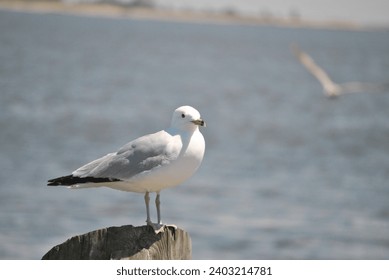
[{"xmin": 170, "ymin": 105, "xmax": 206, "ymax": 132}]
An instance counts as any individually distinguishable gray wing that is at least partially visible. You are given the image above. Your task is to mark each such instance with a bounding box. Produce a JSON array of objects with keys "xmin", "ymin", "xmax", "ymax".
[
  {"xmin": 291, "ymin": 44, "xmax": 337, "ymax": 90},
  {"xmin": 72, "ymin": 130, "xmax": 180, "ymax": 180}
]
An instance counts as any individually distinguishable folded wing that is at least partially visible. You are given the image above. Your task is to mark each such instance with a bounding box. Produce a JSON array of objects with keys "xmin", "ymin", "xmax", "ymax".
[{"xmin": 48, "ymin": 130, "xmax": 180, "ymax": 186}]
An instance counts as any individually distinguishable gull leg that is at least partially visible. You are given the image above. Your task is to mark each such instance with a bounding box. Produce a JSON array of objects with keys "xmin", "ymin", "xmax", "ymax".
[
  {"xmin": 153, "ymin": 192, "xmax": 165, "ymax": 233},
  {"xmin": 144, "ymin": 192, "xmax": 152, "ymax": 225},
  {"xmin": 156, "ymin": 192, "xmax": 177, "ymax": 232},
  {"xmin": 156, "ymin": 192, "xmax": 162, "ymax": 225}
]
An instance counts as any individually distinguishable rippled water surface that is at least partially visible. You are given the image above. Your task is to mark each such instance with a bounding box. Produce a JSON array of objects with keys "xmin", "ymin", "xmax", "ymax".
[{"xmin": 1, "ymin": 10, "xmax": 389, "ymax": 259}]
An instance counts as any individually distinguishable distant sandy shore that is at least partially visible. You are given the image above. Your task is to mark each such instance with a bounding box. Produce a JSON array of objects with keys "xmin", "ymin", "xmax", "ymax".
[{"xmin": 0, "ymin": 0, "xmax": 383, "ymax": 31}]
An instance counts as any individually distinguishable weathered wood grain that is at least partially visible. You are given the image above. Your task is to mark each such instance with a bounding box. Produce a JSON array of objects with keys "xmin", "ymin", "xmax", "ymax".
[{"xmin": 42, "ymin": 225, "xmax": 191, "ymax": 260}]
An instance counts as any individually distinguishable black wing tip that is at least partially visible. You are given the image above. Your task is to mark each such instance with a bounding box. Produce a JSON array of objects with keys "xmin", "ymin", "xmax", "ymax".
[
  {"xmin": 47, "ymin": 175, "xmax": 73, "ymax": 186},
  {"xmin": 47, "ymin": 175, "xmax": 121, "ymax": 186}
]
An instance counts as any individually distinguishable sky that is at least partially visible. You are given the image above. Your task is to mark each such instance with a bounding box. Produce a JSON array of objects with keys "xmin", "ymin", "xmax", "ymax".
[{"xmin": 152, "ymin": 0, "xmax": 389, "ymax": 27}]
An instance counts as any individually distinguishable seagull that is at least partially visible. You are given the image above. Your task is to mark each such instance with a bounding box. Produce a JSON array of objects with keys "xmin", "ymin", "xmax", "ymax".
[
  {"xmin": 48, "ymin": 105, "xmax": 206, "ymax": 232},
  {"xmin": 291, "ymin": 44, "xmax": 389, "ymax": 98}
]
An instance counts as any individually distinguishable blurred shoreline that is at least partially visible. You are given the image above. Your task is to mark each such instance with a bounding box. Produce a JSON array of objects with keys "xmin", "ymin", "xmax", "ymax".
[{"xmin": 1, "ymin": 0, "xmax": 386, "ymax": 31}]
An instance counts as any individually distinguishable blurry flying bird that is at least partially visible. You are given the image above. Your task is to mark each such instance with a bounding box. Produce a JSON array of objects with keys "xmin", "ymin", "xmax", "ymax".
[{"xmin": 291, "ymin": 44, "xmax": 389, "ymax": 98}]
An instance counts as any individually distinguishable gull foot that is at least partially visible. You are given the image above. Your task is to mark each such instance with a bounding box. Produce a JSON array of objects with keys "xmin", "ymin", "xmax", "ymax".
[
  {"xmin": 146, "ymin": 222, "xmax": 177, "ymax": 234},
  {"xmin": 146, "ymin": 221, "xmax": 165, "ymax": 234}
]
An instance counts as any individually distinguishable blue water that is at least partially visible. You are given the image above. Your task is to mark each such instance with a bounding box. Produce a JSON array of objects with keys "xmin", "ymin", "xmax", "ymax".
[{"xmin": 1, "ymin": 10, "xmax": 389, "ymax": 259}]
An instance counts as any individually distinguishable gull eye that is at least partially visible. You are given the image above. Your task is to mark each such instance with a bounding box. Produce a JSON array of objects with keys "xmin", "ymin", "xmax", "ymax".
[{"xmin": 181, "ymin": 113, "xmax": 185, "ymax": 118}]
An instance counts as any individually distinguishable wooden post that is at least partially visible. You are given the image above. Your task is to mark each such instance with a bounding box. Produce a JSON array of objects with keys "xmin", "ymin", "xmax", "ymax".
[{"xmin": 42, "ymin": 225, "xmax": 191, "ymax": 260}]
